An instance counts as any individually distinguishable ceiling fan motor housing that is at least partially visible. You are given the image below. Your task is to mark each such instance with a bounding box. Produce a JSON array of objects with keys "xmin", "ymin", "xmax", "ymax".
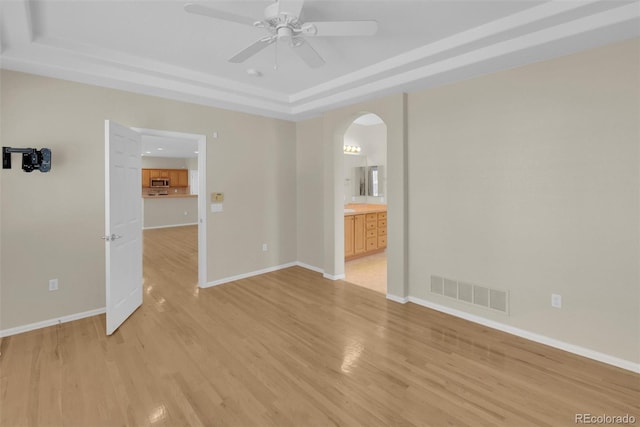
[{"xmin": 276, "ymin": 26, "xmax": 294, "ymax": 42}]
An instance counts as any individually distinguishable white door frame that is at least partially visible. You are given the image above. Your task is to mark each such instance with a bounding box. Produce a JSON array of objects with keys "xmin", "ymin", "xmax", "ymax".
[{"xmin": 133, "ymin": 127, "xmax": 207, "ymax": 287}]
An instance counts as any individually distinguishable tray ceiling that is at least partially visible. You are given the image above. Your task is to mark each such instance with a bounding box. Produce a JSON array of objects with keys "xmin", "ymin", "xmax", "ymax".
[{"xmin": 1, "ymin": 0, "xmax": 638, "ymax": 120}]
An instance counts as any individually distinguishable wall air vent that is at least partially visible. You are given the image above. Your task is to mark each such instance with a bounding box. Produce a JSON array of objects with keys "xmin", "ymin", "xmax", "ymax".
[
  {"xmin": 430, "ymin": 275, "xmax": 444, "ymax": 295},
  {"xmin": 458, "ymin": 281, "xmax": 473, "ymax": 303},
  {"xmin": 429, "ymin": 275, "xmax": 509, "ymax": 314},
  {"xmin": 443, "ymin": 278, "xmax": 457, "ymax": 298}
]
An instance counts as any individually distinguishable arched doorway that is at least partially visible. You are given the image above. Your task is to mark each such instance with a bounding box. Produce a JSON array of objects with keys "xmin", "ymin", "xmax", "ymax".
[
  {"xmin": 321, "ymin": 94, "xmax": 408, "ymax": 302},
  {"xmin": 341, "ymin": 113, "xmax": 388, "ymax": 294}
]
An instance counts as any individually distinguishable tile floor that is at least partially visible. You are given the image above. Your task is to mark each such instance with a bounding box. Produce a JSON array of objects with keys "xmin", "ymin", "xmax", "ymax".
[{"xmin": 344, "ymin": 251, "xmax": 387, "ymax": 294}]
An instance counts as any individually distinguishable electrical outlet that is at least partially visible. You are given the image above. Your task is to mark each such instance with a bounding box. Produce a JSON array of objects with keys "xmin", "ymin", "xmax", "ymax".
[
  {"xmin": 551, "ymin": 293, "xmax": 562, "ymax": 308},
  {"xmin": 184, "ymin": 211, "xmax": 188, "ymax": 216},
  {"xmin": 262, "ymin": 243, "xmax": 268, "ymax": 252},
  {"xmin": 49, "ymin": 279, "xmax": 58, "ymax": 291}
]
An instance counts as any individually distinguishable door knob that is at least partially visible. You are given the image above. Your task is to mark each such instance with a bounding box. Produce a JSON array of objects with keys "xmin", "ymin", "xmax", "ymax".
[{"xmin": 101, "ymin": 234, "xmax": 123, "ymax": 242}]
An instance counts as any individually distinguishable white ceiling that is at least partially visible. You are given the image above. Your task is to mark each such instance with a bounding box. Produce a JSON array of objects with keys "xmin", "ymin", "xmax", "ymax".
[
  {"xmin": 1, "ymin": 0, "xmax": 638, "ymax": 121},
  {"xmin": 141, "ymin": 135, "xmax": 198, "ymax": 158}
]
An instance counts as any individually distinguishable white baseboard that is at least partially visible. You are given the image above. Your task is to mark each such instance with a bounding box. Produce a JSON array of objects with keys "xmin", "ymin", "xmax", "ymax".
[
  {"xmin": 202, "ymin": 262, "xmax": 298, "ymax": 288},
  {"xmin": 143, "ymin": 222, "xmax": 197, "ymax": 230},
  {"xmin": 386, "ymin": 294, "xmax": 409, "ymax": 304},
  {"xmin": 295, "ymin": 262, "xmax": 324, "ymax": 274},
  {"xmin": 408, "ymin": 296, "xmax": 640, "ymax": 374},
  {"xmin": 0, "ymin": 307, "xmax": 106, "ymax": 338},
  {"xmin": 294, "ymin": 263, "xmax": 352, "ymax": 282}
]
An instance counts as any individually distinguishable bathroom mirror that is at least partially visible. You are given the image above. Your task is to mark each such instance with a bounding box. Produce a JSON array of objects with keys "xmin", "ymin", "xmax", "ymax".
[{"xmin": 354, "ymin": 166, "xmax": 366, "ymax": 196}]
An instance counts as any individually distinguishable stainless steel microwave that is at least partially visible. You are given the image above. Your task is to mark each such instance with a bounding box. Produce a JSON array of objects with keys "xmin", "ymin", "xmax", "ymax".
[{"xmin": 150, "ymin": 178, "xmax": 170, "ymax": 188}]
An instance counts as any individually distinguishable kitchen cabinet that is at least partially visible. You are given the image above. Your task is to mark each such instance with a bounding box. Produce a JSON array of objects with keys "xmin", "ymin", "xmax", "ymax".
[
  {"xmin": 168, "ymin": 170, "xmax": 179, "ymax": 186},
  {"xmin": 142, "ymin": 169, "xmax": 150, "ymax": 188},
  {"xmin": 141, "ymin": 168, "xmax": 189, "ymax": 188},
  {"xmin": 147, "ymin": 169, "xmax": 167, "ymax": 178},
  {"xmin": 177, "ymin": 170, "xmax": 189, "ymax": 187},
  {"xmin": 345, "ymin": 210, "xmax": 387, "ymax": 260}
]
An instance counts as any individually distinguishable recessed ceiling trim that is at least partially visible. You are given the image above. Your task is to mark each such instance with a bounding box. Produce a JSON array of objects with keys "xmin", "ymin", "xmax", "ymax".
[
  {"xmin": 289, "ymin": 0, "xmax": 603, "ymax": 104},
  {"xmin": 1, "ymin": 52, "xmax": 296, "ymax": 120},
  {"xmin": 1, "ymin": 0, "xmax": 638, "ymax": 122},
  {"xmin": 290, "ymin": 3, "xmax": 640, "ymax": 115},
  {"xmin": 32, "ymin": 36, "xmax": 289, "ymax": 104}
]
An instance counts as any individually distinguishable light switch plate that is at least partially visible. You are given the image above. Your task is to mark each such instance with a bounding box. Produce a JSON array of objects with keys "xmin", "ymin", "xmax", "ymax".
[{"xmin": 211, "ymin": 203, "xmax": 223, "ymax": 213}]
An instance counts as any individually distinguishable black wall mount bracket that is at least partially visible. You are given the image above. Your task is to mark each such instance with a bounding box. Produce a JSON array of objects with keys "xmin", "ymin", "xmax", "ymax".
[{"xmin": 2, "ymin": 147, "xmax": 52, "ymax": 172}]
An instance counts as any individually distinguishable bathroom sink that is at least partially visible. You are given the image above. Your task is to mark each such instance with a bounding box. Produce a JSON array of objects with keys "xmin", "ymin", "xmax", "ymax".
[{"xmin": 344, "ymin": 208, "xmax": 356, "ymax": 213}]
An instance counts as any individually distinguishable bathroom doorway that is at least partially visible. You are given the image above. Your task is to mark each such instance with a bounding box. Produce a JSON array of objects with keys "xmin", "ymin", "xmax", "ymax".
[{"xmin": 342, "ymin": 114, "xmax": 388, "ymax": 294}]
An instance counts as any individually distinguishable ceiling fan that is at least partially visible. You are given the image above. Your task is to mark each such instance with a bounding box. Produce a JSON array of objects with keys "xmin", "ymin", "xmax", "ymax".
[{"xmin": 184, "ymin": 0, "xmax": 378, "ymax": 68}]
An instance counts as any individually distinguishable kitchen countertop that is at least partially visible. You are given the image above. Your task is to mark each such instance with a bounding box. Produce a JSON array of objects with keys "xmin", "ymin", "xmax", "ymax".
[
  {"xmin": 142, "ymin": 194, "xmax": 197, "ymax": 199},
  {"xmin": 344, "ymin": 203, "xmax": 387, "ymax": 215}
]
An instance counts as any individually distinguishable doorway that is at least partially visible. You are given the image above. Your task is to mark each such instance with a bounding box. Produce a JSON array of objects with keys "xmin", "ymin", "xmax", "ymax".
[
  {"xmin": 105, "ymin": 123, "xmax": 207, "ymax": 334},
  {"xmin": 133, "ymin": 127, "xmax": 207, "ymax": 287},
  {"xmin": 341, "ymin": 114, "xmax": 388, "ymax": 294}
]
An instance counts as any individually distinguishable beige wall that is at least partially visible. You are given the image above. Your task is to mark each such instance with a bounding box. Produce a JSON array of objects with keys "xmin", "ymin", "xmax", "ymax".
[
  {"xmin": 0, "ymin": 70, "xmax": 297, "ymax": 330},
  {"xmin": 296, "ymin": 117, "xmax": 324, "ymax": 270},
  {"xmin": 407, "ymin": 39, "xmax": 639, "ymax": 363},
  {"xmin": 143, "ymin": 197, "xmax": 197, "ymax": 228}
]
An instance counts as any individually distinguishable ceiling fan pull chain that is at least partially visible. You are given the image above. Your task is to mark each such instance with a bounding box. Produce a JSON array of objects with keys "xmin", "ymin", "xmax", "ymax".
[{"xmin": 274, "ymin": 39, "xmax": 279, "ymax": 70}]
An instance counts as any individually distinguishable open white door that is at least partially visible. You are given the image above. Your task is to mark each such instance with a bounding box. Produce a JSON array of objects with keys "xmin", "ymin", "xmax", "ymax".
[{"xmin": 105, "ymin": 120, "xmax": 142, "ymax": 335}]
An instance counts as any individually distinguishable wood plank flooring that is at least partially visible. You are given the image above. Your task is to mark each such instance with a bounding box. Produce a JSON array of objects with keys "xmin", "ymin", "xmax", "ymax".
[{"xmin": 1, "ymin": 225, "xmax": 638, "ymax": 426}]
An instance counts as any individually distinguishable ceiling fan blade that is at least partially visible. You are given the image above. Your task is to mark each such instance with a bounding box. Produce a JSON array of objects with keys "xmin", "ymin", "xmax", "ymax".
[
  {"xmin": 302, "ymin": 21, "xmax": 378, "ymax": 37},
  {"xmin": 275, "ymin": 0, "xmax": 305, "ymax": 19},
  {"xmin": 229, "ymin": 37, "xmax": 276, "ymax": 63},
  {"xmin": 291, "ymin": 38, "xmax": 324, "ymax": 68},
  {"xmin": 184, "ymin": 3, "xmax": 257, "ymax": 27}
]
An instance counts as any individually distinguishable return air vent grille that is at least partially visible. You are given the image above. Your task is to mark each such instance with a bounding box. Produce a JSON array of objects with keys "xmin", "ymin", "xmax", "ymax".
[
  {"xmin": 443, "ymin": 278, "xmax": 457, "ymax": 298},
  {"xmin": 430, "ymin": 275, "xmax": 509, "ymax": 314},
  {"xmin": 458, "ymin": 281, "xmax": 473, "ymax": 303},
  {"xmin": 430, "ymin": 276, "xmax": 443, "ymax": 295}
]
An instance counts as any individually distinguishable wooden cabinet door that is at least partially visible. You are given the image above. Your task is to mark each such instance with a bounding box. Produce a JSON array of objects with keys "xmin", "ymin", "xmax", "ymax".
[
  {"xmin": 168, "ymin": 170, "xmax": 179, "ymax": 187},
  {"xmin": 141, "ymin": 169, "xmax": 150, "ymax": 188},
  {"xmin": 344, "ymin": 216, "xmax": 355, "ymax": 258},
  {"xmin": 178, "ymin": 170, "xmax": 189, "ymax": 187},
  {"xmin": 354, "ymin": 214, "xmax": 366, "ymax": 255},
  {"xmin": 149, "ymin": 169, "xmax": 160, "ymax": 178}
]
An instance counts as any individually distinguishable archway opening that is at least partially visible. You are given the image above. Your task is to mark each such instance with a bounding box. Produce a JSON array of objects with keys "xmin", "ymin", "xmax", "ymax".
[{"xmin": 341, "ymin": 113, "xmax": 388, "ymax": 294}]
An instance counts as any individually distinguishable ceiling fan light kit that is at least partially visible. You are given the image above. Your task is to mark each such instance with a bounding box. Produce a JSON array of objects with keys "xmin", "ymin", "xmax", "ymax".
[{"xmin": 184, "ymin": 0, "xmax": 378, "ymax": 69}]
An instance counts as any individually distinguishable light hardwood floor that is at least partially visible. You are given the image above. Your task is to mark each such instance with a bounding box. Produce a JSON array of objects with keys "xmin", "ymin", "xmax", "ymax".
[{"xmin": 1, "ymin": 225, "xmax": 638, "ymax": 426}]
